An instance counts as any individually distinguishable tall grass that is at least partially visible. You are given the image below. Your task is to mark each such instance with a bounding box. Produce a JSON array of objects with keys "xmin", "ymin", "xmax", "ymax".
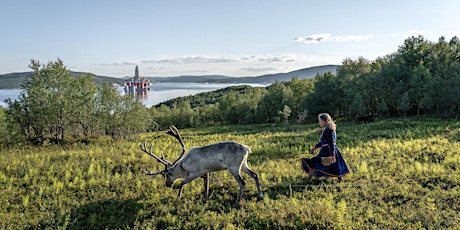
[{"xmin": 1, "ymin": 119, "xmax": 459, "ymax": 229}]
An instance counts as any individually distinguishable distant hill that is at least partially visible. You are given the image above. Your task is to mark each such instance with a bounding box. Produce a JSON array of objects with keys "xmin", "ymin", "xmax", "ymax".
[
  {"xmin": 0, "ymin": 72, "xmax": 32, "ymax": 89},
  {"xmin": 0, "ymin": 65, "xmax": 338, "ymax": 89},
  {"xmin": 0, "ymin": 72, "xmax": 126, "ymax": 89},
  {"xmin": 147, "ymin": 65, "xmax": 338, "ymax": 84}
]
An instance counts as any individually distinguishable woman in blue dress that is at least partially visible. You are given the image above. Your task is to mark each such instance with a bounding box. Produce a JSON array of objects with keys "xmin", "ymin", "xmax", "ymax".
[{"xmin": 301, "ymin": 113, "xmax": 350, "ymax": 182}]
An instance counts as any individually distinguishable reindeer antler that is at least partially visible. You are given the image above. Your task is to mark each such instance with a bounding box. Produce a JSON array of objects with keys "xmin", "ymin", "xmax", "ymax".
[
  {"xmin": 140, "ymin": 141, "xmax": 172, "ymax": 176},
  {"xmin": 166, "ymin": 126, "xmax": 187, "ymax": 166},
  {"xmin": 145, "ymin": 169, "xmax": 166, "ymax": 176},
  {"xmin": 140, "ymin": 141, "xmax": 172, "ymax": 166}
]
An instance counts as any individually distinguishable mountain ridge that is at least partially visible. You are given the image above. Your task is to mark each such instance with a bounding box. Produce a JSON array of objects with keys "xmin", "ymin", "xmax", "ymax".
[{"xmin": 145, "ymin": 65, "xmax": 338, "ymax": 83}]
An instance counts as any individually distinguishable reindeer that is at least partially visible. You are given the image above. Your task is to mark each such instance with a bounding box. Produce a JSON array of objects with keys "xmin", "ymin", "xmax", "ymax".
[{"xmin": 140, "ymin": 126, "xmax": 263, "ymax": 206}]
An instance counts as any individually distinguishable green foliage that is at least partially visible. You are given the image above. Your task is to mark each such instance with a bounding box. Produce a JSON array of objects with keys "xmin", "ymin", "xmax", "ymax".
[
  {"xmin": 278, "ymin": 105, "xmax": 291, "ymax": 124},
  {"xmin": 20, "ymin": 59, "xmax": 77, "ymax": 141},
  {"xmin": 158, "ymin": 85, "xmax": 263, "ymax": 109},
  {"xmin": 299, "ymin": 36, "xmax": 460, "ymax": 119},
  {"xmin": 96, "ymin": 82, "xmax": 150, "ymax": 139},
  {"xmin": 1, "ymin": 119, "xmax": 459, "ymax": 229},
  {"xmin": 348, "ymin": 93, "xmax": 366, "ymax": 117},
  {"xmin": 0, "ymin": 107, "xmax": 9, "ymax": 147},
  {"xmin": 258, "ymin": 81, "xmax": 294, "ymax": 123},
  {"xmin": 150, "ymin": 85, "xmax": 266, "ymax": 128},
  {"xmin": 287, "ymin": 77, "xmax": 314, "ymax": 117}
]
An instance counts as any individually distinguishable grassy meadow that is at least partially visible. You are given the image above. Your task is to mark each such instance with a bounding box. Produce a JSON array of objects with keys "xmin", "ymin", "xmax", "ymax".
[{"xmin": 1, "ymin": 118, "xmax": 460, "ymax": 229}]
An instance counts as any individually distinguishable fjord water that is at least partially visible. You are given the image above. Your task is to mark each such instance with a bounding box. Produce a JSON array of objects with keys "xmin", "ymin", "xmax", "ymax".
[
  {"xmin": 0, "ymin": 89, "xmax": 21, "ymax": 108},
  {"xmin": 0, "ymin": 83, "xmax": 266, "ymax": 108}
]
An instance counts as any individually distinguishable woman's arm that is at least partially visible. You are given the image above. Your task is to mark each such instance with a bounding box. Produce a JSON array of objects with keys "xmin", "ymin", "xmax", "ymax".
[
  {"xmin": 315, "ymin": 141, "xmax": 322, "ymax": 148},
  {"xmin": 323, "ymin": 128, "xmax": 336, "ymax": 155}
]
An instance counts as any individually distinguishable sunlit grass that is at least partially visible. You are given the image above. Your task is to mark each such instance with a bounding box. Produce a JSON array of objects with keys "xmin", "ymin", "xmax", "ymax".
[{"xmin": 1, "ymin": 118, "xmax": 459, "ymax": 229}]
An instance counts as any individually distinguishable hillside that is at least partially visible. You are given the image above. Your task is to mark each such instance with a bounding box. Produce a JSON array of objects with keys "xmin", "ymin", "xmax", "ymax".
[
  {"xmin": 233, "ymin": 64, "xmax": 338, "ymax": 83},
  {"xmin": 0, "ymin": 72, "xmax": 32, "ymax": 89},
  {"xmin": 147, "ymin": 65, "xmax": 338, "ymax": 84},
  {"xmin": 0, "ymin": 65, "xmax": 338, "ymax": 89},
  {"xmin": 155, "ymin": 84, "xmax": 265, "ymax": 108},
  {"xmin": 0, "ymin": 72, "xmax": 126, "ymax": 89}
]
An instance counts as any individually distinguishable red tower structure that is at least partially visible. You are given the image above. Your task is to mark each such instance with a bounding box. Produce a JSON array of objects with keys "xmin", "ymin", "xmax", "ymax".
[{"xmin": 124, "ymin": 66, "xmax": 150, "ymax": 97}]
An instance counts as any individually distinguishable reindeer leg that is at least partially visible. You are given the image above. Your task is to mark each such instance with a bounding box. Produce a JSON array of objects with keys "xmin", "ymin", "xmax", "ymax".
[
  {"xmin": 230, "ymin": 171, "xmax": 246, "ymax": 206},
  {"xmin": 203, "ymin": 173, "xmax": 210, "ymax": 200},
  {"xmin": 242, "ymin": 164, "xmax": 264, "ymax": 198},
  {"xmin": 177, "ymin": 173, "xmax": 201, "ymax": 198}
]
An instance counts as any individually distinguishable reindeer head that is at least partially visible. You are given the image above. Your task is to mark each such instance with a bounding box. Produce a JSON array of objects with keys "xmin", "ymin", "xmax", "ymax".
[
  {"xmin": 140, "ymin": 126, "xmax": 187, "ymax": 187},
  {"xmin": 164, "ymin": 169, "xmax": 182, "ymax": 187}
]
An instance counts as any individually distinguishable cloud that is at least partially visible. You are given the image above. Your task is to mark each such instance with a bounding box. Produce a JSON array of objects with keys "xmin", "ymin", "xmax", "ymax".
[
  {"xmin": 240, "ymin": 54, "xmax": 298, "ymax": 63},
  {"xmin": 148, "ymin": 66, "xmax": 170, "ymax": 70},
  {"xmin": 255, "ymin": 55, "xmax": 296, "ymax": 63},
  {"xmin": 294, "ymin": 33, "xmax": 374, "ymax": 44},
  {"xmin": 140, "ymin": 54, "xmax": 299, "ymax": 66},
  {"xmin": 90, "ymin": 53, "xmax": 344, "ymax": 77},
  {"xmin": 240, "ymin": 66, "xmax": 279, "ymax": 72},
  {"xmin": 97, "ymin": 62, "xmax": 137, "ymax": 66},
  {"xmin": 141, "ymin": 56, "xmax": 239, "ymax": 64}
]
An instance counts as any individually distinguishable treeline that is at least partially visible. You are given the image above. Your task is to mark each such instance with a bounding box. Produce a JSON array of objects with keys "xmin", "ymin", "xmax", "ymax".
[
  {"xmin": 315, "ymin": 35, "xmax": 460, "ymax": 119},
  {"xmin": 0, "ymin": 35, "xmax": 459, "ymax": 146}
]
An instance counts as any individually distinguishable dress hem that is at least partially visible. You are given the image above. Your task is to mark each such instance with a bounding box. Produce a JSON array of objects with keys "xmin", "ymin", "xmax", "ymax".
[{"xmin": 301, "ymin": 158, "xmax": 350, "ymax": 178}]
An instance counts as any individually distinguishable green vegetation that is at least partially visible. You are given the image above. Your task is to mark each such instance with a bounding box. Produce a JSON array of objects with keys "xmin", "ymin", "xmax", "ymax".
[{"xmin": 1, "ymin": 119, "xmax": 459, "ymax": 229}]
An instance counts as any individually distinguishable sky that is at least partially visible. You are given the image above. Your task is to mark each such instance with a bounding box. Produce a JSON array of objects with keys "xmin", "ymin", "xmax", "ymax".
[{"xmin": 1, "ymin": 0, "xmax": 460, "ymax": 78}]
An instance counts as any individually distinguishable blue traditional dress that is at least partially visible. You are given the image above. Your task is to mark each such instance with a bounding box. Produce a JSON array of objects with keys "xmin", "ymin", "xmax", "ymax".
[{"xmin": 301, "ymin": 127, "xmax": 350, "ymax": 178}]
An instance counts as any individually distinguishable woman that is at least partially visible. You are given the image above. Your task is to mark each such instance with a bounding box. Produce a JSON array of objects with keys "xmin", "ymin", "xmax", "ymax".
[{"xmin": 301, "ymin": 113, "xmax": 350, "ymax": 182}]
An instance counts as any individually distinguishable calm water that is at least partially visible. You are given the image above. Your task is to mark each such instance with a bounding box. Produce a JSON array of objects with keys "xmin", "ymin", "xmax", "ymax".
[
  {"xmin": 0, "ymin": 89, "xmax": 21, "ymax": 108},
  {"xmin": 0, "ymin": 83, "xmax": 267, "ymax": 108}
]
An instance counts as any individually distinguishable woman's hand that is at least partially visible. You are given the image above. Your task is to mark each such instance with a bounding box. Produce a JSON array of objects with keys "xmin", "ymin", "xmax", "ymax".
[
  {"xmin": 330, "ymin": 156, "xmax": 337, "ymax": 163},
  {"xmin": 310, "ymin": 146, "xmax": 317, "ymax": 154},
  {"xmin": 329, "ymin": 154, "xmax": 336, "ymax": 163}
]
